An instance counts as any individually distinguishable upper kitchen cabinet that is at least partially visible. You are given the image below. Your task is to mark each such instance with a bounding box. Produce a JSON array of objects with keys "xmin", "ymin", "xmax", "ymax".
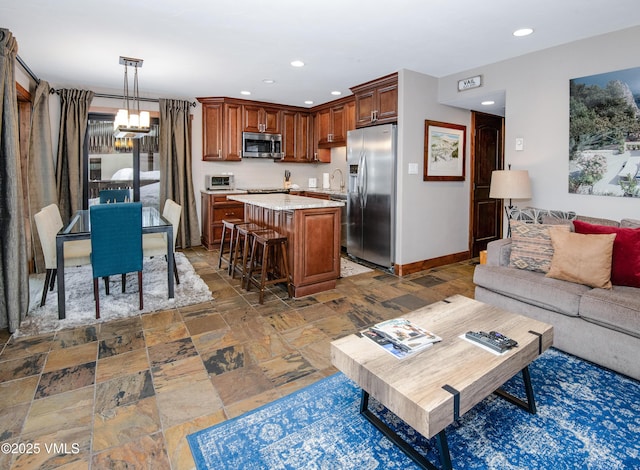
[
  {"xmin": 281, "ymin": 110, "xmax": 313, "ymax": 162},
  {"xmin": 313, "ymin": 96, "xmax": 355, "ymax": 149},
  {"xmin": 197, "ymin": 98, "xmax": 242, "ymax": 161},
  {"xmin": 243, "ymin": 104, "xmax": 281, "ymax": 134},
  {"xmin": 351, "ymin": 72, "xmax": 398, "ymax": 128}
]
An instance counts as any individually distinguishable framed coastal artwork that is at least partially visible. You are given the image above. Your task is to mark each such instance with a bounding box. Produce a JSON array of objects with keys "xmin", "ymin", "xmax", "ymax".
[
  {"xmin": 569, "ymin": 66, "xmax": 640, "ymax": 198},
  {"xmin": 423, "ymin": 120, "xmax": 466, "ymax": 181}
]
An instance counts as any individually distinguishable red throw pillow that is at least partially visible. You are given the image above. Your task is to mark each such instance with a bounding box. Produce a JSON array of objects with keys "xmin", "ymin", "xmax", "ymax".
[{"xmin": 573, "ymin": 220, "xmax": 640, "ymax": 287}]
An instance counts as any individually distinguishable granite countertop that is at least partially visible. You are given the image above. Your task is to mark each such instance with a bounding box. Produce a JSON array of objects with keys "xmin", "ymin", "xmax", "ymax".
[
  {"xmin": 228, "ymin": 193, "xmax": 345, "ymax": 210},
  {"xmin": 200, "ymin": 189, "xmax": 248, "ymax": 195}
]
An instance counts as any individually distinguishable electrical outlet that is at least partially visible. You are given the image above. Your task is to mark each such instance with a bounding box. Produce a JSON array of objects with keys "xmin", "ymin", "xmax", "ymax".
[{"xmin": 408, "ymin": 163, "xmax": 419, "ymax": 174}]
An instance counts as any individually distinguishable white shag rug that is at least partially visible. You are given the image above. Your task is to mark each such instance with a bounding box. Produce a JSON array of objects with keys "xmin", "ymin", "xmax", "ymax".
[
  {"xmin": 340, "ymin": 257, "xmax": 373, "ymax": 278},
  {"xmin": 18, "ymin": 252, "xmax": 212, "ymax": 337}
]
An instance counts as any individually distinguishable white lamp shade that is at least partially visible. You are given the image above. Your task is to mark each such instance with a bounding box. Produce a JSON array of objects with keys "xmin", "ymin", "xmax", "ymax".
[
  {"xmin": 139, "ymin": 111, "xmax": 150, "ymax": 128},
  {"xmin": 489, "ymin": 170, "xmax": 532, "ymax": 199},
  {"xmin": 114, "ymin": 109, "xmax": 129, "ymax": 129},
  {"xmin": 128, "ymin": 113, "xmax": 139, "ymax": 128}
]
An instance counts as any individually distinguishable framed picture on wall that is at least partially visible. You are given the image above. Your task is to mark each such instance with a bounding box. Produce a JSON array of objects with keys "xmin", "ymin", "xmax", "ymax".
[{"xmin": 423, "ymin": 120, "xmax": 466, "ymax": 181}]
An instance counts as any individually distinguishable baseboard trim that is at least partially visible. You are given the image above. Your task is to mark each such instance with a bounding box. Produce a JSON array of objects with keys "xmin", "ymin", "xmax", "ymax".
[{"xmin": 395, "ymin": 251, "xmax": 471, "ymax": 276}]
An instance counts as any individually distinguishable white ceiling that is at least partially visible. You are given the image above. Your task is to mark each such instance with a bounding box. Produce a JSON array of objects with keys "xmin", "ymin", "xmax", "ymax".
[{"xmin": 4, "ymin": 0, "xmax": 640, "ymax": 114}]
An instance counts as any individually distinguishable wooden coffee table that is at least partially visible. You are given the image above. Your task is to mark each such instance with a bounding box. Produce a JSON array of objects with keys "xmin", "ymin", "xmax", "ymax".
[{"xmin": 330, "ymin": 295, "xmax": 553, "ymax": 470}]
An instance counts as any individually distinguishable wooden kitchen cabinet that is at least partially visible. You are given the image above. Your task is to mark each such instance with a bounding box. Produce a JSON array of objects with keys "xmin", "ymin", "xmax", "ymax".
[
  {"xmin": 351, "ymin": 72, "xmax": 398, "ymax": 128},
  {"xmin": 242, "ymin": 104, "xmax": 281, "ymax": 134},
  {"xmin": 281, "ymin": 110, "xmax": 312, "ymax": 162},
  {"xmin": 315, "ymin": 103, "xmax": 346, "ymax": 147},
  {"xmin": 198, "ymin": 98, "xmax": 242, "ymax": 161},
  {"xmin": 201, "ymin": 191, "xmax": 245, "ymax": 250},
  {"xmin": 310, "ymin": 95, "xmax": 355, "ymax": 161}
]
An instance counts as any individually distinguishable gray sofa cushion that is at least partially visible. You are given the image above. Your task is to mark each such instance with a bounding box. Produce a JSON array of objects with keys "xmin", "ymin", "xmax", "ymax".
[
  {"xmin": 473, "ymin": 264, "xmax": 591, "ymax": 317},
  {"xmin": 579, "ymin": 286, "xmax": 640, "ymax": 338}
]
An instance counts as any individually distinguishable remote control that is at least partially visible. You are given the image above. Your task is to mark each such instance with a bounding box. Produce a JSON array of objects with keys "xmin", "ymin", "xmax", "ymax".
[{"xmin": 465, "ymin": 331, "xmax": 518, "ymax": 353}]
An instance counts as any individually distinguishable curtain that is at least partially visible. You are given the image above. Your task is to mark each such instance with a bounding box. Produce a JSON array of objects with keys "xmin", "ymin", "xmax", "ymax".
[
  {"xmin": 159, "ymin": 98, "xmax": 200, "ymax": 248},
  {"xmin": 0, "ymin": 28, "xmax": 29, "ymax": 332},
  {"xmin": 56, "ymin": 88, "xmax": 93, "ymax": 223},
  {"xmin": 28, "ymin": 80, "xmax": 57, "ymax": 272}
]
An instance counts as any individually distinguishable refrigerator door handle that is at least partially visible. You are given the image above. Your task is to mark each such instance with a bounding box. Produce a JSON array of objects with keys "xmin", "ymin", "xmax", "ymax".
[
  {"xmin": 357, "ymin": 150, "xmax": 365, "ymax": 206},
  {"xmin": 361, "ymin": 152, "xmax": 368, "ymax": 206}
]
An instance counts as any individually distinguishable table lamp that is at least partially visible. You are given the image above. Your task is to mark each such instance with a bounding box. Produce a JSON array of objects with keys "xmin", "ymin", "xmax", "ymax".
[{"xmin": 489, "ymin": 165, "xmax": 532, "ymax": 236}]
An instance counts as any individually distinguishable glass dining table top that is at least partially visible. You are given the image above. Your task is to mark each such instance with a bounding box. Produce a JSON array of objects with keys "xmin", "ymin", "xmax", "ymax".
[{"xmin": 62, "ymin": 206, "xmax": 170, "ymax": 235}]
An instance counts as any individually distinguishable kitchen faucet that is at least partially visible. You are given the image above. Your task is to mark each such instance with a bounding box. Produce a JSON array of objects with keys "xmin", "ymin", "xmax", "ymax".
[{"xmin": 331, "ymin": 168, "xmax": 345, "ymax": 191}]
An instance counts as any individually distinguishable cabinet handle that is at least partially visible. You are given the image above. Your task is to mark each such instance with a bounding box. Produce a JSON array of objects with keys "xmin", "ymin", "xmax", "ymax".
[{"xmin": 218, "ymin": 149, "xmax": 222, "ymax": 158}]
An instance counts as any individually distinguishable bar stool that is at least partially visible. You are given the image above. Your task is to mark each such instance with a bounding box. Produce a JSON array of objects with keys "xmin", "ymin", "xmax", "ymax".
[
  {"xmin": 246, "ymin": 229, "xmax": 292, "ymax": 304},
  {"xmin": 231, "ymin": 222, "xmax": 268, "ymax": 285},
  {"xmin": 218, "ymin": 218, "xmax": 244, "ymax": 274}
]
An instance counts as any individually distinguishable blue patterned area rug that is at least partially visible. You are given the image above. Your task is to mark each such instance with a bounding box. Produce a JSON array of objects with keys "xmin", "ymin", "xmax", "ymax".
[{"xmin": 187, "ymin": 349, "xmax": 640, "ymax": 469}]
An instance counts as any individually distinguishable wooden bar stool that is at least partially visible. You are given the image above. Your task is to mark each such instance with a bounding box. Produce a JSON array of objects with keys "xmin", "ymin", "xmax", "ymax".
[
  {"xmin": 231, "ymin": 222, "xmax": 268, "ymax": 285},
  {"xmin": 246, "ymin": 229, "xmax": 292, "ymax": 304},
  {"xmin": 218, "ymin": 218, "xmax": 244, "ymax": 274}
]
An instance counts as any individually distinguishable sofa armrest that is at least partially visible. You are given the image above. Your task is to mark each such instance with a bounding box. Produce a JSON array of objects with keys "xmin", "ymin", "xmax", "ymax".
[{"xmin": 486, "ymin": 238, "xmax": 512, "ymax": 266}]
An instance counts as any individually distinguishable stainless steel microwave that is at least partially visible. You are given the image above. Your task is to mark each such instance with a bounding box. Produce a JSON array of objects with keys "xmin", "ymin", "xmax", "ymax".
[
  {"xmin": 206, "ymin": 174, "xmax": 235, "ymax": 190},
  {"xmin": 242, "ymin": 132, "xmax": 282, "ymax": 159}
]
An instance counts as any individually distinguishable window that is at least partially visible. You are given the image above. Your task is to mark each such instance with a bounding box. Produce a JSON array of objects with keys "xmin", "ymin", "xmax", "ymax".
[{"xmin": 84, "ymin": 113, "xmax": 160, "ymax": 209}]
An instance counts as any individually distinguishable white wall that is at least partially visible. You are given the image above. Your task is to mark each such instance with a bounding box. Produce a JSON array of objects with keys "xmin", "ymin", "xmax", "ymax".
[
  {"xmin": 396, "ymin": 69, "xmax": 471, "ymax": 266},
  {"xmin": 438, "ymin": 25, "xmax": 640, "ymax": 223}
]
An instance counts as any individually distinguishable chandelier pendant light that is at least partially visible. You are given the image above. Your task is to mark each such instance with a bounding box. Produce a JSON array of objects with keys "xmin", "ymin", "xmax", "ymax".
[{"xmin": 113, "ymin": 56, "xmax": 150, "ymax": 139}]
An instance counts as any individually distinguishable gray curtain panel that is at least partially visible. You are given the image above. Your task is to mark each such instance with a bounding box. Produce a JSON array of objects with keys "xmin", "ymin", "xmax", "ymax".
[
  {"xmin": 28, "ymin": 80, "xmax": 57, "ymax": 273},
  {"xmin": 159, "ymin": 98, "xmax": 200, "ymax": 248},
  {"xmin": 0, "ymin": 28, "xmax": 29, "ymax": 332},
  {"xmin": 55, "ymin": 88, "xmax": 94, "ymax": 223}
]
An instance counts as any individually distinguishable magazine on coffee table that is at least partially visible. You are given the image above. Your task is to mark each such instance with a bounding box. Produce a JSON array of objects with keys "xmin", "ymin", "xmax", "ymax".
[
  {"xmin": 371, "ymin": 318, "xmax": 441, "ymax": 352},
  {"xmin": 361, "ymin": 318, "xmax": 441, "ymax": 358},
  {"xmin": 360, "ymin": 328, "xmax": 431, "ymax": 359}
]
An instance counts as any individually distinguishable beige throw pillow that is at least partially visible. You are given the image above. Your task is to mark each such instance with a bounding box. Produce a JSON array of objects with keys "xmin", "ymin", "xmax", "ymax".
[{"xmin": 546, "ymin": 228, "xmax": 616, "ymax": 289}]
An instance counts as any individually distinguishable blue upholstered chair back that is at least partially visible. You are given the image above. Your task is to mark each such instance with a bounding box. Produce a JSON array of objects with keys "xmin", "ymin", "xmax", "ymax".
[
  {"xmin": 90, "ymin": 202, "xmax": 143, "ymax": 278},
  {"xmin": 99, "ymin": 189, "xmax": 131, "ymax": 204}
]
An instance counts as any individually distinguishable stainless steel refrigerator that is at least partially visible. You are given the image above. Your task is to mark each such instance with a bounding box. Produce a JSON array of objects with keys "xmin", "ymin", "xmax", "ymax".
[{"xmin": 347, "ymin": 124, "xmax": 396, "ymax": 269}]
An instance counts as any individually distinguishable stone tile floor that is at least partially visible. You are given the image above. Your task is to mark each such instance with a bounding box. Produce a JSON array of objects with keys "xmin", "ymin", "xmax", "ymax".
[{"xmin": 0, "ymin": 247, "xmax": 477, "ymax": 469}]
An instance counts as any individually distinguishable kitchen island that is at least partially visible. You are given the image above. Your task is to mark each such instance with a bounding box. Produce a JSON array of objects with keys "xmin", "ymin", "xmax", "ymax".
[{"xmin": 228, "ymin": 194, "xmax": 344, "ymax": 298}]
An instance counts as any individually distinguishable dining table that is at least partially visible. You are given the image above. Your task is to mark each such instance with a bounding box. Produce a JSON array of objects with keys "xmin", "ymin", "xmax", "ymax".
[{"xmin": 55, "ymin": 206, "xmax": 174, "ymax": 319}]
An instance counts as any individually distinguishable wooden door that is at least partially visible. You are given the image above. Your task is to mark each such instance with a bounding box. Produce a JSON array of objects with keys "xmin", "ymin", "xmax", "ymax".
[
  {"xmin": 202, "ymin": 102, "xmax": 223, "ymax": 160},
  {"xmin": 281, "ymin": 110, "xmax": 297, "ymax": 160},
  {"xmin": 376, "ymin": 82, "xmax": 398, "ymax": 123},
  {"xmin": 223, "ymin": 103, "xmax": 242, "ymax": 161},
  {"xmin": 296, "ymin": 113, "xmax": 311, "ymax": 160},
  {"xmin": 355, "ymin": 90, "xmax": 375, "ymax": 127},
  {"xmin": 470, "ymin": 112, "xmax": 504, "ymax": 257}
]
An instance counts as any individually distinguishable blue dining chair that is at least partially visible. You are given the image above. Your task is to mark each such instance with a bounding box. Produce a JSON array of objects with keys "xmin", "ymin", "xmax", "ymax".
[
  {"xmin": 99, "ymin": 189, "xmax": 131, "ymax": 203},
  {"xmin": 89, "ymin": 202, "xmax": 143, "ymax": 319}
]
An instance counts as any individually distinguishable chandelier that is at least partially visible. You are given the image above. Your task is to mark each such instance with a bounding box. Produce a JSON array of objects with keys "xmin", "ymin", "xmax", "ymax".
[{"xmin": 113, "ymin": 56, "xmax": 150, "ymax": 138}]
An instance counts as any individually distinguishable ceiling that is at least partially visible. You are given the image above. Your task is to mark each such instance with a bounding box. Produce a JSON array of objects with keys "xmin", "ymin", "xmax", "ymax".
[{"xmin": 4, "ymin": 0, "xmax": 640, "ymax": 115}]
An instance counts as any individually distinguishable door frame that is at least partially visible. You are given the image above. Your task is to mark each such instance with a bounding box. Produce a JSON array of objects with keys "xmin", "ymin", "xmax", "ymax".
[{"xmin": 468, "ymin": 111, "xmax": 505, "ymax": 257}]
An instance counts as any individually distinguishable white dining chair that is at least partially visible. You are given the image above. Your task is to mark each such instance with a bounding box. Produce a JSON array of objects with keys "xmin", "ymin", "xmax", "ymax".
[
  {"xmin": 143, "ymin": 199, "xmax": 182, "ymax": 284},
  {"xmin": 34, "ymin": 203, "xmax": 92, "ymax": 306}
]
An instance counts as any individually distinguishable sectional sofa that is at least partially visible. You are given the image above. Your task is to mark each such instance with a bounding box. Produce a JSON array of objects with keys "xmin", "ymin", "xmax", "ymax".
[{"xmin": 473, "ymin": 208, "xmax": 640, "ymax": 381}]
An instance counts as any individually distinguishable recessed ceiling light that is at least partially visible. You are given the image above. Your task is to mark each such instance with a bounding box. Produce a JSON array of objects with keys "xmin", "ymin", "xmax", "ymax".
[
  {"xmin": 481, "ymin": 100, "xmax": 495, "ymax": 106},
  {"xmin": 331, "ymin": 91, "xmax": 342, "ymax": 96},
  {"xmin": 262, "ymin": 79, "xmax": 275, "ymax": 84},
  {"xmin": 513, "ymin": 28, "xmax": 534, "ymax": 37},
  {"xmin": 240, "ymin": 90, "xmax": 251, "ymax": 95},
  {"xmin": 304, "ymin": 100, "xmax": 314, "ymax": 105},
  {"xmin": 291, "ymin": 60, "xmax": 305, "ymax": 67}
]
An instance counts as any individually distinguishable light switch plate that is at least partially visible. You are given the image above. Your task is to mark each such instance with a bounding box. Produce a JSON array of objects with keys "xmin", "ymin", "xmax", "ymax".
[
  {"xmin": 515, "ymin": 138, "xmax": 524, "ymax": 151},
  {"xmin": 408, "ymin": 163, "xmax": 419, "ymax": 174}
]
